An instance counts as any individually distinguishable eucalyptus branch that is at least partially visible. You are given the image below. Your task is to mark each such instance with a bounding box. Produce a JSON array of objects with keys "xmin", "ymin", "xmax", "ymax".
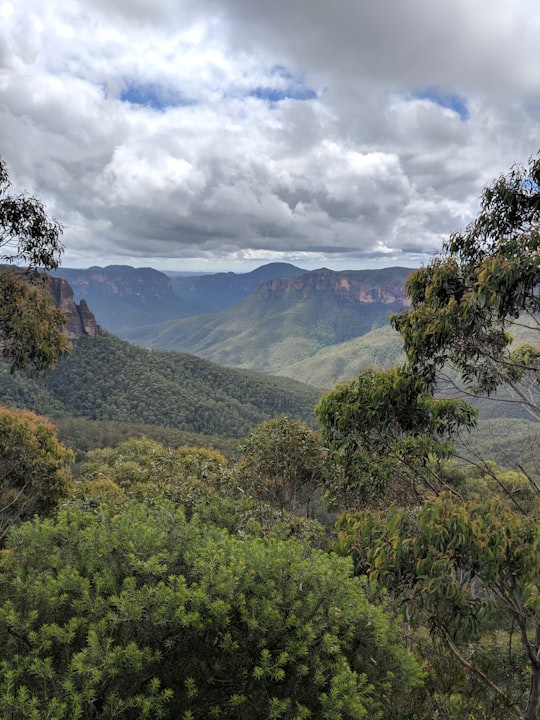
[{"xmin": 437, "ymin": 622, "xmax": 525, "ymax": 720}]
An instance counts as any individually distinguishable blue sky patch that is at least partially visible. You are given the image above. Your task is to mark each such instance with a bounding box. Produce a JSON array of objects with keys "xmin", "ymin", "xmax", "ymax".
[
  {"xmin": 250, "ymin": 85, "xmax": 317, "ymax": 103},
  {"xmin": 413, "ymin": 87, "xmax": 469, "ymax": 121},
  {"xmin": 120, "ymin": 82, "xmax": 194, "ymax": 110},
  {"xmin": 250, "ymin": 65, "xmax": 317, "ymax": 104}
]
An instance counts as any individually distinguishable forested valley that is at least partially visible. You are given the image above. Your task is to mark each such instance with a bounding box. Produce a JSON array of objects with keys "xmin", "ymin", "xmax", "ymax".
[{"xmin": 1, "ymin": 155, "xmax": 539, "ymax": 720}]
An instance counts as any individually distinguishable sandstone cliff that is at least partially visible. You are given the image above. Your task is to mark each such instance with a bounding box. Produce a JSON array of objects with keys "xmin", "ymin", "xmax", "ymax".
[
  {"xmin": 47, "ymin": 276, "xmax": 99, "ymax": 345},
  {"xmin": 254, "ymin": 267, "xmax": 412, "ymax": 307}
]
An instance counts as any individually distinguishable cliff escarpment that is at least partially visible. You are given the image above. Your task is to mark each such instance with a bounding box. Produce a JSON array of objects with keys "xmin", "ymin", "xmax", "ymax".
[
  {"xmin": 47, "ymin": 276, "xmax": 99, "ymax": 345},
  {"xmin": 255, "ymin": 267, "xmax": 412, "ymax": 307}
]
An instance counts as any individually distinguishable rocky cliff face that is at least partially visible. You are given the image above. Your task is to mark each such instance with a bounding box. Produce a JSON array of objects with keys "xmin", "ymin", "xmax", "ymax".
[
  {"xmin": 254, "ymin": 267, "xmax": 413, "ymax": 307},
  {"xmin": 48, "ymin": 276, "xmax": 99, "ymax": 345},
  {"xmin": 55, "ymin": 265, "xmax": 175, "ymax": 302},
  {"xmin": 51, "ymin": 265, "xmax": 206, "ymax": 334}
]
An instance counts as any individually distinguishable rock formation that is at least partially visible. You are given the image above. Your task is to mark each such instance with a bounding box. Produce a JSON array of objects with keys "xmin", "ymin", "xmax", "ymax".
[{"xmin": 47, "ymin": 276, "xmax": 99, "ymax": 345}]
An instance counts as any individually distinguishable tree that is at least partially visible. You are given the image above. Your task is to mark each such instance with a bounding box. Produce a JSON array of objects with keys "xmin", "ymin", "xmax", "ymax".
[
  {"xmin": 235, "ymin": 416, "xmax": 329, "ymax": 517},
  {"xmin": 0, "ymin": 156, "xmax": 69, "ymax": 371},
  {"xmin": 0, "ymin": 407, "xmax": 73, "ymax": 542},
  {"xmin": 0, "ymin": 499, "xmax": 423, "ymax": 719},
  {"xmin": 336, "ymin": 494, "xmax": 540, "ymax": 720},
  {"xmin": 77, "ymin": 437, "xmax": 246, "ymax": 526},
  {"xmin": 391, "ymin": 155, "xmax": 540, "ymax": 420},
  {"xmin": 0, "ymin": 270, "xmax": 70, "ymax": 372},
  {"xmin": 316, "ymin": 366, "xmax": 477, "ymax": 508}
]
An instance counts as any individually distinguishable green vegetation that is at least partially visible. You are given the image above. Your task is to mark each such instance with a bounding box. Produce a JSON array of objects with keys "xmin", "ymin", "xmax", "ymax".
[
  {"xmin": 317, "ymin": 366, "xmax": 478, "ymax": 508},
  {"xmin": 124, "ymin": 267, "xmax": 412, "ymax": 378},
  {"xmin": 0, "ymin": 406, "xmax": 73, "ymax": 542},
  {"xmin": 392, "ymin": 154, "xmax": 540, "ymax": 419},
  {"xmin": 0, "ymin": 157, "xmax": 69, "ymax": 371},
  {"xmin": 324, "ymin": 155, "xmax": 540, "ymax": 720},
  {"xmin": 275, "ymin": 324, "xmax": 405, "ymax": 387},
  {"xmin": 336, "ymin": 495, "xmax": 539, "ymax": 720},
  {"xmin": 0, "ymin": 499, "xmax": 422, "ymax": 720},
  {"xmin": 0, "ymin": 155, "xmax": 539, "ymax": 719},
  {"xmin": 0, "ymin": 333, "xmax": 321, "ymax": 440},
  {"xmin": 235, "ymin": 416, "xmax": 330, "ymax": 517},
  {"xmin": 52, "ymin": 416, "xmax": 238, "ymax": 462}
]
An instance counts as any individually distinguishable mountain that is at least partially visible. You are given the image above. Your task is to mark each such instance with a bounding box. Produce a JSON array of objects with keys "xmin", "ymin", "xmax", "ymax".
[
  {"xmin": 51, "ymin": 265, "xmax": 208, "ymax": 334},
  {"xmin": 0, "ymin": 333, "xmax": 322, "ymax": 440},
  {"xmin": 51, "ymin": 263, "xmax": 307, "ymax": 334},
  {"xmin": 169, "ymin": 262, "xmax": 306, "ymax": 311},
  {"xmin": 125, "ymin": 267, "xmax": 414, "ymax": 378}
]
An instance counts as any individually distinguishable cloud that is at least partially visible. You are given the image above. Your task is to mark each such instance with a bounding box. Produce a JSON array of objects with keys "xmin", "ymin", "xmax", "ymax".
[{"xmin": 1, "ymin": 0, "xmax": 539, "ymax": 271}]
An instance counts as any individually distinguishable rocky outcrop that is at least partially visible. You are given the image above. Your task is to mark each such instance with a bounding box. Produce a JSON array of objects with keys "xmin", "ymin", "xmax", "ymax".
[
  {"xmin": 55, "ymin": 265, "xmax": 176, "ymax": 302},
  {"xmin": 47, "ymin": 276, "xmax": 99, "ymax": 345},
  {"xmin": 254, "ymin": 267, "xmax": 413, "ymax": 307}
]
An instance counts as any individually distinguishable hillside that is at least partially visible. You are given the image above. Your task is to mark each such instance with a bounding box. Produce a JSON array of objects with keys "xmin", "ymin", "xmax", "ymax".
[
  {"xmin": 275, "ymin": 325, "xmax": 406, "ymax": 387},
  {"xmin": 126, "ymin": 267, "xmax": 413, "ymax": 377},
  {"xmin": 169, "ymin": 261, "xmax": 306, "ymax": 310},
  {"xmin": 0, "ymin": 333, "xmax": 322, "ymax": 440}
]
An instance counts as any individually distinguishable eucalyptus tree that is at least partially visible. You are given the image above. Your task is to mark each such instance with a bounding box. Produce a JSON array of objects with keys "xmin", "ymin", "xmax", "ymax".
[
  {"xmin": 0, "ymin": 156, "xmax": 68, "ymax": 372},
  {"xmin": 392, "ymin": 154, "xmax": 540, "ymax": 421}
]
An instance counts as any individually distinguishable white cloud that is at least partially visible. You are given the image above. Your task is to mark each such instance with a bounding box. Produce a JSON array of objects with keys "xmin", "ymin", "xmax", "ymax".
[{"xmin": 1, "ymin": 0, "xmax": 539, "ymax": 271}]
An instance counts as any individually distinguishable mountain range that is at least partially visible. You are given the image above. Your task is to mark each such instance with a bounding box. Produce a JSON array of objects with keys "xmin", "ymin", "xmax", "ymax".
[
  {"xmin": 126, "ymin": 266, "xmax": 411, "ymax": 379},
  {"xmin": 4, "ymin": 265, "xmax": 536, "ymax": 471},
  {"xmin": 53, "ymin": 263, "xmax": 413, "ymax": 385},
  {"xmin": 52, "ymin": 262, "xmax": 307, "ymax": 334},
  {"xmin": 170, "ymin": 261, "xmax": 307, "ymax": 310}
]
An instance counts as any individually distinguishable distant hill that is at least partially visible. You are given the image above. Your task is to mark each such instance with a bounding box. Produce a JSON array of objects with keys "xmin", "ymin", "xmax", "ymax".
[
  {"xmin": 126, "ymin": 267, "xmax": 414, "ymax": 379},
  {"xmin": 169, "ymin": 262, "xmax": 306, "ymax": 311},
  {"xmin": 0, "ymin": 333, "xmax": 322, "ymax": 439},
  {"xmin": 51, "ymin": 265, "xmax": 208, "ymax": 334},
  {"xmin": 52, "ymin": 263, "xmax": 307, "ymax": 334},
  {"xmin": 274, "ymin": 325, "xmax": 406, "ymax": 387}
]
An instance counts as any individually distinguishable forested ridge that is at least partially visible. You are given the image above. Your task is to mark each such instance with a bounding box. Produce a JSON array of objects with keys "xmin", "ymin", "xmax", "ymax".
[{"xmin": 0, "ymin": 332, "xmax": 321, "ymax": 438}]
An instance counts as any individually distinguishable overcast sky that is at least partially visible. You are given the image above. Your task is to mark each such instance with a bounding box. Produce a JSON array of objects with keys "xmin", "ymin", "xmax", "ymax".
[{"xmin": 1, "ymin": 0, "xmax": 539, "ymax": 272}]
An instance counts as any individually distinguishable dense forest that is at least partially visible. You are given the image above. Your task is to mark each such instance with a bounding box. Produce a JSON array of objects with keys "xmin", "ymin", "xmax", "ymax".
[
  {"xmin": 1, "ymin": 155, "xmax": 539, "ymax": 720},
  {"xmin": 0, "ymin": 332, "xmax": 321, "ymax": 439}
]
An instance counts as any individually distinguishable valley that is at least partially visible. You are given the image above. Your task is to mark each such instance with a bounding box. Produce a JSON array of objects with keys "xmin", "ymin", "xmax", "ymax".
[
  {"xmin": 53, "ymin": 263, "xmax": 413, "ymax": 384},
  {"xmin": 4, "ymin": 262, "xmax": 537, "ymax": 473}
]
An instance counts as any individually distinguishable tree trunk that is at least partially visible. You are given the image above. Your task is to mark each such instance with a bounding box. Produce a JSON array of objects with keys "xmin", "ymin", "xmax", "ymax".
[{"xmin": 525, "ymin": 663, "xmax": 540, "ymax": 720}]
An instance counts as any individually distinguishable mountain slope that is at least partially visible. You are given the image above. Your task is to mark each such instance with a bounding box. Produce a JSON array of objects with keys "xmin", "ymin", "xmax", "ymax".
[
  {"xmin": 169, "ymin": 262, "xmax": 306, "ymax": 311},
  {"xmin": 126, "ymin": 267, "xmax": 413, "ymax": 376},
  {"xmin": 0, "ymin": 334, "xmax": 321, "ymax": 439},
  {"xmin": 53, "ymin": 263, "xmax": 308, "ymax": 334},
  {"xmin": 275, "ymin": 325, "xmax": 406, "ymax": 387}
]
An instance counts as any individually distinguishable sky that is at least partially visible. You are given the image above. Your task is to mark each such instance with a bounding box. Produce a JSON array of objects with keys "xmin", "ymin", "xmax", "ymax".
[{"xmin": 1, "ymin": 0, "xmax": 539, "ymax": 273}]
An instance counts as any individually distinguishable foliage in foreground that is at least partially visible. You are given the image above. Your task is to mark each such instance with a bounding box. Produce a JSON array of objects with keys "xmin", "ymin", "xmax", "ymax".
[
  {"xmin": 392, "ymin": 154, "xmax": 540, "ymax": 420},
  {"xmin": 336, "ymin": 494, "xmax": 540, "ymax": 720},
  {"xmin": 0, "ymin": 406, "xmax": 73, "ymax": 543},
  {"xmin": 0, "ymin": 156, "xmax": 69, "ymax": 372},
  {"xmin": 0, "ymin": 500, "xmax": 422, "ymax": 720},
  {"xmin": 75, "ymin": 435, "xmax": 330, "ymax": 546},
  {"xmin": 235, "ymin": 415, "xmax": 331, "ymax": 518},
  {"xmin": 316, "ymin": 366, "xmax": 477, "ymax": 508}
]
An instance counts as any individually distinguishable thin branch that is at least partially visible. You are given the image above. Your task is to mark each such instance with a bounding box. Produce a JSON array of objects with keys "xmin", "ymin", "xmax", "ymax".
[{"xmin": 438, "ymin": 622, "xmax": 525, "ymax": 720}]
